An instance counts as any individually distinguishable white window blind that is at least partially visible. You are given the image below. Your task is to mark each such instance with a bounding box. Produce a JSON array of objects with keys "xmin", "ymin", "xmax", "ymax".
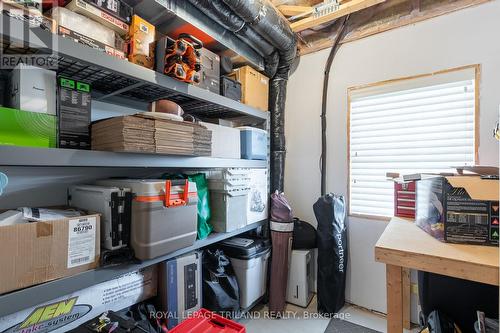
[{"xmin": 349, "ymin": 67, "xmax": 477, "ymax": 217}]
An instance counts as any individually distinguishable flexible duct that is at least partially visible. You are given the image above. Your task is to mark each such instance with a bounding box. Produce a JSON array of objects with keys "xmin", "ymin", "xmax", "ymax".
[
  {"xmin": 222, "ymin": 0, "xmax": 297, "ymax": 68},
  {"xmin": 186, "ymin": 0, "xmax": 275, "ymax": 58},
  {"xmin": 190, "ymin": 0, "xmax": 297, "ymax": 192}
]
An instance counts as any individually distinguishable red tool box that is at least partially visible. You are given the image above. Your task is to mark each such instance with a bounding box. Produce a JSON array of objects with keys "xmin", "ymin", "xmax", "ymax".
[
  {"xmin": 394, "ymin": 181, "xmax": 416, "ymax": 218},
  {"xmin": 169, "ymin": 309, "xmax": 245, "ymax": 333}
]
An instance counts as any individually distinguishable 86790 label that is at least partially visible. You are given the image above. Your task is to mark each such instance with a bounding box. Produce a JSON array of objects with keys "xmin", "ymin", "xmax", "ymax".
[{"xmin": 68, "ymin": 217, "xmax": 96, "ymax": 268}]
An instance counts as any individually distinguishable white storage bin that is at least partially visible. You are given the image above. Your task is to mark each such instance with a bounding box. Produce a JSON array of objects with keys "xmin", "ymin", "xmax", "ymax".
[
  {"xmin": 200, "ymin": 122, "xmax": 240, "ymax": 159},
  {"xmin": 209, "ymin": 189, "xmax": 249, "ymax": 232}
]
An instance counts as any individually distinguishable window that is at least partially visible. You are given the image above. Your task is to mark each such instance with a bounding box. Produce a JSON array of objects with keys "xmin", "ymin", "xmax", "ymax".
[{"xmin": 348, "ymin": 66, "xmax": 478, "ymax": 218}]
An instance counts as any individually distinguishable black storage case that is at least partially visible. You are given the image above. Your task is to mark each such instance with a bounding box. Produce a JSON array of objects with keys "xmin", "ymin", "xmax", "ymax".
[
  {"xmin": 418, "ymin": 271, "xmax": 499, "ymax": 333},
  {"xmin": 221, "ymin": 76, "xmax": 242, "ymax": 102}
]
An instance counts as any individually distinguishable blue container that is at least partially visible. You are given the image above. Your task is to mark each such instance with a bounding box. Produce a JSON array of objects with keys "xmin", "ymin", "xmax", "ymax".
[{"xmin": 238, "ymin": 127, "xmax": 267, "ymax": 160}]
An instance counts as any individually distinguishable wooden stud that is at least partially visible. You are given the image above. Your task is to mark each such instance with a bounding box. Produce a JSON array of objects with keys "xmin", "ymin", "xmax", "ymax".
[
  {"xmin": 278, "ymin": 5, "xmax": 313, "ymax": 16},
  {"xmin": 386, "ymin": 264, "xmax": 404, "ymax": 333},
  {"xmin": 291, "ymin": 0, "xmax": 386, "ymax": 32}
]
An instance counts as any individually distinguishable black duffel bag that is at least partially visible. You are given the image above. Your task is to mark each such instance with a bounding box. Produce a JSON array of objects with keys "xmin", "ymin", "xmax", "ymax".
[
  {"xmin": 292, "ymin": 218, "xmax": 317, "ymax": 249},
  {"xmin": 202, "ymin": 249, "xmax": 240, "ymax": 315}
]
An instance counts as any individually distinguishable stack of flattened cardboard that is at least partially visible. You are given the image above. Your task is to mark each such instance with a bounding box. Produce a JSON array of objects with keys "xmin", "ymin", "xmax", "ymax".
[
  {"xmin": 92, "ymin": 116, "xmax": 155, "ymax": 153},
  {"xmin": 91, "ymin": 115, "xmax": 212, "ymax": 156}
]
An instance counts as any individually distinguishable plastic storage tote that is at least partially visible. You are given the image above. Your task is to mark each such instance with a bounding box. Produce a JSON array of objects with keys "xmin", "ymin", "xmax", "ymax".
[
  {"xmin": 238, "ymin": 127, "xmax": 267, "ymax": 160},
  {"xmin": 96, "ymin": 178, "xmax": 198, "ymax": 260},
  {"xmin": 169, "ymin": 309, "xmax": 245, "ymax": 333},
  {"xmin": 220, "ymin": 237, "xmax": 271, "ymax": 309},
  {"xmin": 210, "ymin": 189, "xmax": 248, "ymax": 233}
]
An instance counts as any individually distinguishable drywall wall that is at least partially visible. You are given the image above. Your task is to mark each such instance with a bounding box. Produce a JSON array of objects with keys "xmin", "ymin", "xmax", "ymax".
[{"xmin": 284, "ymin": 0, "xmax": 500, "ymax": 314}]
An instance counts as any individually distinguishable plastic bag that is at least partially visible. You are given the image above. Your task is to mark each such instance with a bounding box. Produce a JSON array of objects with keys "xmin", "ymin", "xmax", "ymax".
[
  {"xmin": 202, "ymin": 249, "xmax": 240, "ymax": 314},
  {"xmin": 270, "ymin": 191, "xmax": 293, "ymax": 222},
  {"xmin": 292, "ymin": 218, "xmax": 317, "ymax": 249},
  {"xmin": 162, "ymin": 173, "xmax": 213, "ymax": 240},
  {"xmin": 314, "ymin": 194, "xmax": 348, "ymax": 314}
]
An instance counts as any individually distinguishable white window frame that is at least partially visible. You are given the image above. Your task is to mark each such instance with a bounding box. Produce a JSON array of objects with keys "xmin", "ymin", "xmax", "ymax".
[{"xmin": 347, "ymin": 65, "xmax": 480, "ymax": 220}]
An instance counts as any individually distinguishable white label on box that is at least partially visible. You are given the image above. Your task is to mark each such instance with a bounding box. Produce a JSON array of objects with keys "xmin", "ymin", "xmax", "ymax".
[{"xmin": 67, "ymin": 217, "xmax": 96, "ymax": 268}]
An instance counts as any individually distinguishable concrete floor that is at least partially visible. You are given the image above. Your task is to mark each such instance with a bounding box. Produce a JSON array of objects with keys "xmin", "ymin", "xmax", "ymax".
[{"xmin": 239, "ymin": 295, "xmax": 420, "ymax": 333}]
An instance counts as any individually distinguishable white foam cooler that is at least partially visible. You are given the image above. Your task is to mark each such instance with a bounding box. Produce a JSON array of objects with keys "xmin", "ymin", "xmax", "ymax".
[
  {"xmin": 96, "ymin": 178, "xmax": 198, "ymax": 260},
  {"xmin": 220, "ymin": 237, "xmax": 271, "ymax": 310}
]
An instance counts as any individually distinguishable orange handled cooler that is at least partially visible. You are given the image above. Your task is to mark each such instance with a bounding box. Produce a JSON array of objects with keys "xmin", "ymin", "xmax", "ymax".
[{"xmin": 97, "ymin": 179, "xmax": 198, "ymax": 260}]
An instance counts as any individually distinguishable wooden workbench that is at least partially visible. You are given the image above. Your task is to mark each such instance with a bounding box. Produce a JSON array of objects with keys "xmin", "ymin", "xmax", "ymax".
[{"xmin": 375, "ymin": 217, "xmax": 499, "ymax": 333}]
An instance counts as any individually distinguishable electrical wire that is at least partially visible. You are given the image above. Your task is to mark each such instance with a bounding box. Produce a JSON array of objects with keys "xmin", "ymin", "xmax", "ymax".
[{"xmin": 320, "ymin": 15, "xmax": 350, "ymax": 196}]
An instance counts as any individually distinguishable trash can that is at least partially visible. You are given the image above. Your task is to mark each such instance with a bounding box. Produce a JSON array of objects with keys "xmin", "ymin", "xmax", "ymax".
[{"xmin": 220, "ymin": 237, "xmax": 271, "ymax": 310}]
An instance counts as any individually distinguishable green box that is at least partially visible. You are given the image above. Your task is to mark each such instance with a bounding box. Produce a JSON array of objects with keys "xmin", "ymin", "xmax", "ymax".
[{"xmin": 0, "ymin": 107, "xmax": 57, "ymax": 148}]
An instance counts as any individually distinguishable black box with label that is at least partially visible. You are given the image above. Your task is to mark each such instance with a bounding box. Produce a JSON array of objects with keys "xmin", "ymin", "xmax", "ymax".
[
  {"xmin": 57, "ymin": 77, "xmax": 92, "ymax": 150},
  {"xmin": 416, "ymin": 175, "xmax": 499, "ymax": 246}
]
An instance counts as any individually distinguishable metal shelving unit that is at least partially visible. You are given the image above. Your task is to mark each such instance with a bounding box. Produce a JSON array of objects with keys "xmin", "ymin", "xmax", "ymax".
[
  {"xmin": 0, "ymin": 219, "xmax": 267, "ymax": 317},
  {"xmin": 0, "ymin": 146, "xmax": 268, "ymax": 168},
  {"xmin": 0, "ymin": 14, "xmax": 268, "ymax": 120}
]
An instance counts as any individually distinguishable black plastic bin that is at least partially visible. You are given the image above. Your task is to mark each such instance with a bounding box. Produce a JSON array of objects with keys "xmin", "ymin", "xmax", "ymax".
[{"xmin": 418, "ymin": 271, "xmax": 499, "ymax": 333}]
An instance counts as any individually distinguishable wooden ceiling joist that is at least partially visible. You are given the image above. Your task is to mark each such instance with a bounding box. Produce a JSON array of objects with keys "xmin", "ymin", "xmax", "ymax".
[
  {"xmin": 291, "ymin": 0, "xmax": 387, "ymax": 32},
  {"xmin": 277, "ymin": 5, "xmax": 313, "ymax": 16}
]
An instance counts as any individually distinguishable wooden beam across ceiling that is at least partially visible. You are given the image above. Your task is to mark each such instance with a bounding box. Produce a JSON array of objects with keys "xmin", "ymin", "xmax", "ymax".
[
  {"xmin": 277, "ymin": 5, "xmax": 313, "ymax": 16},
  {"xmin": 290, "ymin": 0, "xmax": 387, "ymax": 32}
]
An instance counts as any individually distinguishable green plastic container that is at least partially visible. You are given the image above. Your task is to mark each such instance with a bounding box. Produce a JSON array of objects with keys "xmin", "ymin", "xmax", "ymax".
[{"xmin": 0, "ymin": 107, "xmax": 57, "ymax": 148}]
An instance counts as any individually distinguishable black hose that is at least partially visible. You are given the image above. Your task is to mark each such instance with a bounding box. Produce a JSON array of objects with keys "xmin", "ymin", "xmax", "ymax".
[{"xmin": 320, "ymin": 16, "xmax": 350, "ymax": 196}]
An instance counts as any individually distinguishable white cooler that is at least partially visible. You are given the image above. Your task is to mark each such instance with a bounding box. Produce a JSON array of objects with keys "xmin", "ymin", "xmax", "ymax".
[{"xmin": 219, "ymin": 237, "xmax": 271, "ymax": 310}]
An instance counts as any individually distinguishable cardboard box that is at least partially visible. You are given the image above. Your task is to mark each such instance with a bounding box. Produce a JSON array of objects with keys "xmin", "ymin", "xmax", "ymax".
[
  {"xmin": 65, "ymin": 0, "xmax": 129, "ymax": 36},
  {"xmin": 58, "ymin": 26, "xmax": 126, "ymax": 60},
  {"xmin": 57, "ymin": 77, "xmax": 92, "ymax": 150},
  {"xmin": 0, "ymin": 214, "xmax": 101, "ymax": 294},
  {"xmin": 229, "ymin": 66, "xmax": 269, "ymax": 111},
  {"xmin": 0, "ymin": 106, "xmax": 57, "ymax": 148},
  {"xmin": 9, "ymin": 64, "xmax": 57, "ymax": 115},
  {"xmin": 128, "ymin": 15, "xmax": 155, "ymax": 69},
  {"xmin": 416, "ymin": 175, "xmax": 499, "ymax": 246},
  {"xmin": 83, "ymin": 0, "xmax": 133, "ymax": 24},
  {"xmin": 0, "ymin": 266, "xmax": 156, "ymax": 332},
  {"xmin": 199, "ymin": 121, "xmax": 240, "ymax": 159}
]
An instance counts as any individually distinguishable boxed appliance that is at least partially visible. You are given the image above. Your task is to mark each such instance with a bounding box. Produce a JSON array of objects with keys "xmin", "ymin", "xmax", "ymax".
[
  {"xmin": 158, "ymin": 252, "xmax": 202, "ymax": 329},
  {"xmin": 57, "ymin": 77, "xmax": 92, "ymax": 149},
  {"xmin": 3, "ymin": 0, "xmax": 42, "ymax": 12},
  {"xmin": 219, "ymin": 237, "xmax": 271, "ymax": 309},
  {"xmin": 228, "ymin": 66, "xmax": 269, "ymax": 111},
  {"xmin": 65, "ymin": 0, "xmax": 129, "ymax": 35},
  {"xmin": 0, "ymin": 214, "xmax": 101, "ymax": 294},
  {"xmin": 247, "ymin": 168, "xmax": 269, "ymax": 224},
  {"xmin": 96, "ymin": 179, "xmax": 198, "ymax": 260},
  {"xmin": 82, "ymin": 0, "xmax": 133, "ymax": 24},
  {"xmin": 57, "ymin": 25, "xmax": 126, "ymax": 59},
  {"xmin": 0, "ymin": 266, "xmax": 157, "ymax": 332},
  {"xmin": 0, "ymin": 106, "xmax": 57, "ymax": 148},
  {"xmin": 9, "ymin": 64, "xmax": 56, "ymax": 115},
  {"xmin": 210, "ymin": 189, "xmax": 249, "ymax": 232},
  {"xmin": 199, "ymin": 122, "xmax": 240, "ymax": 159},
  {"xmin": 198, "ymin": 48, "xmax": 220, "ymax": 94},
  {"xmin": 68, "ymin": 185, "xmax": 132, "ymax": 251},
  {"xmin": 238, "ymin": 126, "xmax": 268, "ymax": 160},
  {"xmin": 168, "ymin": 309, "xmax": 245, "ymax": 333},
  {"xmin": 286, "ymin": 249, "xmax": 314, "ymax": 307},
  {"xmin": 394, "ymin": 180, "xmax": 416, "ymax": 218},
  {"xmin": 129, "ymin": 15, "xmax": 155, "ymax": 69},
  {"xmin": 416, "ymin": 175, "xmax": 499, "ymax": 246},
  {"xmin": 221, "ymin": 76, "xmax": 242, "ymax": 102},
  {"xmin": 47, "ymin": 6, "xmax": 117, "ymax": 48}
]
